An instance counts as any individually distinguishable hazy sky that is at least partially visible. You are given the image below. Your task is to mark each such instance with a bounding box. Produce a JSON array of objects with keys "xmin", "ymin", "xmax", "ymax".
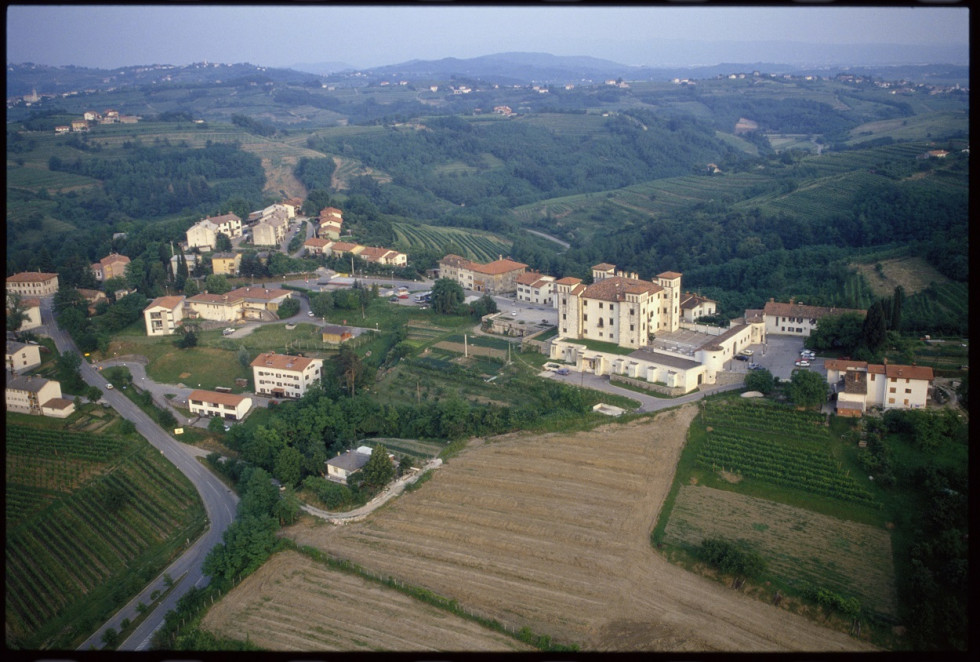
[{"xmin": 6, "ymin": 4, "xmax": 970, "ymax": 70}]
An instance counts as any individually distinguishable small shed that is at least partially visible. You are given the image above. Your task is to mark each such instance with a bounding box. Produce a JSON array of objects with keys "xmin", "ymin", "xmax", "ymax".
[
  {"xmin": 322, "ymin": 325, "xmax": 353, "ymax": 344},
  {"xmin": 325, "ymin": 448, "xmax": 372, "ymax": 483}
]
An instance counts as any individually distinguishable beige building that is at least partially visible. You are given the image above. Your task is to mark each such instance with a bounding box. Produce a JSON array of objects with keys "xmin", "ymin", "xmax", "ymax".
[
  {"xmin": 187, "ymin": 389, "xmax": 253, "ymax": 421},
  {"xmin": 438, "ymin": 254, "xmax": 528, "ymax": 294},
  {"xmin": 6, "ymin": 341, "xmax": 42, "ymax": 374},
  {"xmin": 680, "ymin": 292, "xmax": 718, "ymax": 322},
  {"xmin": 318, "ymin": 219, "xmax": 343, "ymax": 240},
  {"xmin": 763, "ymin": 299, "xmax": 866, "ymax": 337},
  {"xmin": 554, "ymin": 264, "xmax": 682, "ymax": 350},
  {"xmin": 8, "ymin": 296, "xmax": 43, "ymax": 331},
  {"xmin": 211, "ymin": 252, "xmax": 242, "ymax": 276},
  {"xmin": 186, "ymin": 213, "xmax": 243, "ymax": 250},
  {"xmin": 326, "ymin": 241, "xmax": 365, "ymax": 259},
  {"xmin": 304, "ymin": 237, "xmax": 332, "ymax": 256},
  {"xmin": 91, "ymin": 253, "xmax": 131, "ymax": 281},
  {"xmin": 251, "ymin": 352, "xmax": 324, "ymax": 399},
  {"xmin": 251, "ymin": 219, "xmax": 284, "ymax": 247},
  {"xmin": 187, "ymin": 286, "xmax": 293, "ymax": 323},
  {"xmin": 143, "ymin": 295, "xmax": 186, "ymax": 336},
  {"xmin": 515, "ymin": 272, "xmax": 557, "ymax": 307},
  {"xmin": 6, "ymin": 272, "xmax": 59, "ymax": 297},
  {"xmin": 358, "ymin": 246, "xmax": 407, "ymax": 267},
  {"xmin": 6, "ymin": 373, "xmax": 70, "ymax": 417},
  {"xmin": 325, "ymin": 446, "xmax": 374, "ymax": 483},
  {"xmin": 825, "ymin": 359, "xmax": 934, "ymax": 417}
]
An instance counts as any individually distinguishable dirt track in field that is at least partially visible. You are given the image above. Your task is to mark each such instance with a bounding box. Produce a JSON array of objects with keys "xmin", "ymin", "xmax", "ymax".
[{"xmin": 277, "ymin": 404, "xmax": 876, "ymax": 652}]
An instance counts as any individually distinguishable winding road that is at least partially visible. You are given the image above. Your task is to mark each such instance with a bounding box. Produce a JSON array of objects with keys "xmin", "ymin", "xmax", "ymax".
[{"xmin": 36, "ymin": 297, "xmax": 239, "ymax": 652}]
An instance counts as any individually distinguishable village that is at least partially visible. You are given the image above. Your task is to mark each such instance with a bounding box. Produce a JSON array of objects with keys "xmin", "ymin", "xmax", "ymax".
[{"xmin": 7, "ymin": 193, "xmax": 945, "ymax": 487}]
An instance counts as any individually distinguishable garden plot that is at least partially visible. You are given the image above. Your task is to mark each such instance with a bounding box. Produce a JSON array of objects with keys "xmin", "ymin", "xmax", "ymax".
[{"xmin": 663, "ymin": 484, "xmax": 897, "ymax": 617}]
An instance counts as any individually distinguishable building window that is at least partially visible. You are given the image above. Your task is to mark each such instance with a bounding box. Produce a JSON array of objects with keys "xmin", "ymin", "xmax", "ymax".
[
  {"xmin": 889, "ymin": 387, "xmax": 896, "ymax": 393},
  {"xmin": 609, "ymin": 317, "xmax": 613, "ymax": 325},
  {"xmin": 888, "ymin": 397, "xmax": 895, "ymax": 404},
  {"xmin": 630, "ymin": 324, "xmax": 634, "ymax": 331},
  {"xmin": 905, "ymin": 388, "xmax": 912, "ymax": 394},
  {"xmin": 904, "ymin": 399, "xmax": 909, "ymax": 406},
  {"xmin": 583, "ymin": 315, "xmax": 588, "ymax": 322}
]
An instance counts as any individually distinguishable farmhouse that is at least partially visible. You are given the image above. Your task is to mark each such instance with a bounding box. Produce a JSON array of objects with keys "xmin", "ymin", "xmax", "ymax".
[
  {"xmin": 325, "ymin": 446, "xmax": 374, "ymax": 483},
  {"xmin": 6, "ymin": 340, "xmax": 42, "ymax": 374},
  {"xmin": 358, "ymin": 246, "xmax": 407, "ymax": 267},
  {"xmin": 763, "ymin": 298, "xmax": 866, "ymax": 337},
  {"xmin": 91, "ymin": 253, "xmax": 131, "ymax": 281},
  {"xmin": 438, "ymin": 254, "xmax": 528, "ymax": 295},
  {"xmin": 825, "ymin": 358, "xmax": 934, "ymax": 416},
  {"xmin": 680, "ymin": 292, "xmax": 718, "ymax": 322},
  {"xmin": 6, "ymin": 272, "xmax": 59, "ymax": 297},
  {"xmin": 143, "ymin": 295, "xmax": 186, "ymax": 336},
  {"xmin": 554, "ymin": 264, "xmax": 682, "ymax": 350},
  {"xmin": 187, "ymin": 389, "xmax": 252, "ymax": 421},
  {"xmin": 251, "ymin": 352, "xmax": 323, "ymax": 399},
  {"xmin": 6, "ymin": 373, "xmax": 73, "ymax": 417},
  {"xmin": 76, "ymin": 288, "xmax": 107, "ymax": 315}
]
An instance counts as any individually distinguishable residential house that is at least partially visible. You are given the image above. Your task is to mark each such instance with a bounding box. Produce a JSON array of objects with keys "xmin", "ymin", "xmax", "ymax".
[
  {"xmin": 825, "ymin": 359, "xmax": 934, "ymax": 416},
  {"xmin": 169, "ymin": 253, "xmax": 200, "ymax": 278},
  {"xmin": 251, "ymin": 352, "xmax": 323, "ymax": 399},
  {"xmin": 438, "ymin": 254, "xmax": 528, "ymax": 294},
  {"xmin": 321, "ymin": 325, "xmax": 353, "ymax": 344},
  {"xmin": 251, "ymin": 209, "xmax": 289, "ymax": 246},
  {"xmin": 6, "ymin": 373, "xmax": 72, "ymax": 417},
  {"xmin": 185, "ymin": 213, "xmax": 243, "ymax": 250},
  {"xmin": 325, "ymin": 446, "xmax": 374, "ymax": 483},
  {"xmin": 304, "ymin": 237, "xmax": 332, "ymax": 257},
  {"xmin": 6, "ymin": 272, "xmax": 59, "ymax": 297},
  {"xmin": 358, "ymin": 246, "xmax": 407, "ymax": 267},
  {"xmin": 318, "ymin": 219, "xmax": 343, "ymax": 240},
  {"xmin": 187, "ymin": 389, "xmax": 252, "ymax": 421},
  {"xmin": 143, "ymin": 295, "xmax": 186, "ymax": 336},
  {"xmin": 211, "ymin": 252, "xmax": 241, "ymax": 276},
  {"xmin": 762, "ymin": 298, "xmax": 866, "ymax": 337},
  {"xmin": 554, "ymin": 264, "xmax": 682, "ymax": 350},
  {"xmin": 515, "ymin": 272, "xmax": 557, "ymax": 307},
  {"xmin": 8, "ymin": 297, "xmax": 42, "ymax": 331},
  {"xmin": 680, "ymin": 292, "xmax": 718, "ymax": 322},
  {"xmin": 55, "ymin": 125, "xmax": 70, "ymax": 134},
  {"xmin": 91, "ymin": 253, "xmax": 131, "ymax": 281},
  {"xmin": 71, "ymin": 119, "xmax": 88, "ymax": 132},
  {"xmin": 326, "ymin": 241, "xmax": 364, "ymax": 259},
  {"xmin": 185, "ymin": 291, "xmax": 246, "ymax": 323},
  {"xmin": 6, "ymin": 340, "xmax": 42, "ymax": 374}
]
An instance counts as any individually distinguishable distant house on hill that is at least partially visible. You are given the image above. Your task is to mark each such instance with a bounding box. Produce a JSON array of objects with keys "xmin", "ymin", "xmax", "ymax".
[{"xmin": 762, "ymin": 298, "xmax": 866, "ymax": 337}]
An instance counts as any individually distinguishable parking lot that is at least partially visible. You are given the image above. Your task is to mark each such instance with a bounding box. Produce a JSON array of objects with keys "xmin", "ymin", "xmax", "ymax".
[{"xmin": 742, "ymin": 335, "xmax": 827, "ymax": 382}]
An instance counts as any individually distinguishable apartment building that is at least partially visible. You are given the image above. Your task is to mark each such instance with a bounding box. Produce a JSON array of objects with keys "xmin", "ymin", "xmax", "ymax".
[{"xmin": 251, "ymin": 352, "xmax": 324, "ymax": 398}]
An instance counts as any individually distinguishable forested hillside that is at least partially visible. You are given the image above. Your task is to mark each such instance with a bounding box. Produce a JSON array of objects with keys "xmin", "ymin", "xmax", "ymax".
[{"xmin": 6, "ymin": 66, "xmax": 968, "ymax": 334}]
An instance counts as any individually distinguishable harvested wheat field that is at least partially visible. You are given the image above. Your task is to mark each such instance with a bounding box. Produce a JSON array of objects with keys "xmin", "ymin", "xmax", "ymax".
[
  {"xmin": 200, "ymin": 550, "xmax": 532, "ymax": 651},
  {"xmin": 281, "ymin": 404, "xmax": 876, "ymax": 652}
]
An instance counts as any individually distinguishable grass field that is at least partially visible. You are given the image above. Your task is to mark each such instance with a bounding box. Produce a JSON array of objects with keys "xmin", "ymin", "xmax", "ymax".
[{"xmin": 849, "ymin": 255, "xmax": 952, "ymax": 299}]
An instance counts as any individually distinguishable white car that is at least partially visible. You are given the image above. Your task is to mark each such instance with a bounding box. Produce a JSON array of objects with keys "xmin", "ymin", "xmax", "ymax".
[
  {"xmin": 308, "ymin": 311, "xmax": 315, "ymax": 317},
  {"xmin": 510, "ymin": 310, "xmax": 518, "ymax": 316},
  {"xmin": 106, "ymin": 383, "xmax": 114, "ymax": 390},
  {"xmin": 795, "ymin": 360, "xmax": 810, "ymax": 367},
  {"xmin": 740, "ymin": 349, "xmax": 754, "ymax": 356}
]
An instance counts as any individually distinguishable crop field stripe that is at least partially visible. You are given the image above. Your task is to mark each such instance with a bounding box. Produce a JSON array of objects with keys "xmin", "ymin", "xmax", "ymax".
[{"xmin": 33, "ymin": 515, "xmax": 107, "ymax": 590}]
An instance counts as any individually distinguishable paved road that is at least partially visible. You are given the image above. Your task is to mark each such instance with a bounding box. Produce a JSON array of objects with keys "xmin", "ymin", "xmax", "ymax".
[{"xmin": 36, "ymin": 298, "xmax": 239, "ymax": 652}]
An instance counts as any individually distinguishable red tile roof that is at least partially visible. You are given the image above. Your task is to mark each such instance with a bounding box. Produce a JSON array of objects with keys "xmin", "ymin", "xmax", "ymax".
[
  {"xmin": 145, "ymin": 295, "xmax": 185, "ymax": 310},
  {"xmin": 582, "ymin": 276, "xmax": 661, "ymax": 302},
  {"xmin": 469, "ymin": 258, "xmax": 527, "ymax": 275},
  {"xmin": 250, "ymin": 352, "xmax": 321, "ymax": 372},
  {"xmin": 657, "ymin": 271, "xmax": 683, "ymax": 280},
  {"xmin": 6, "ymin": 271, "xmax": 58, "ymax": 283},
  {"xmin": 188, "ymin": 389, "xmax": 250, "ymax": 407},
  {"xmin": 764, "ymin": 301, "xmax": 865, "ymax": 320}
]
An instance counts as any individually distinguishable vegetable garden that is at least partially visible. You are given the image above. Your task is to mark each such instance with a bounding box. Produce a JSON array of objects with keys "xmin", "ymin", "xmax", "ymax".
[{"xmin": 5, "ymin": 424, "xmax": 205, "ymax": 649}]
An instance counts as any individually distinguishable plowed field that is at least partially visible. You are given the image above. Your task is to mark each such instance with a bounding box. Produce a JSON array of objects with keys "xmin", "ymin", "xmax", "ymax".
[
  {"xmin": 200, "ymin": 550, "xmax": 531, "ymax": 651},
  {"xmin": 274, "ymin": 404, "xmax": 876, "ymax": 652}
]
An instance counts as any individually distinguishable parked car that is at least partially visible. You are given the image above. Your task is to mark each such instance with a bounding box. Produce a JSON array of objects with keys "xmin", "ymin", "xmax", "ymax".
[
  {"xmin": 555, "ymin": 368, "xmax": 570, "ymax": 376},
  {"xmin": 740, "ymin": 349, "xmax": 754, "ymax": 356},
  {"xmin": 106, "ymin": 383, "xmax": 114, "ymax": 390},
  {"xmin": 734, "ymin": 354, "xmax": 749, "ymax": 361},
  {"xmin": 747, "ymin": 363, "xmax": 762, "ymax": 370},
  {"xmin": 308, "ymin": 311, "xmax": 314, "ymax": 317},
  {"xmin": 795, "ymin": 360, "xmax": 810, "ymax": 367}
]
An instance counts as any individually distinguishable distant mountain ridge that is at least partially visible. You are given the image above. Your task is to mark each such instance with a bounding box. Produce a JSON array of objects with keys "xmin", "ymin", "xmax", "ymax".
[{"xmin": 7, "ymin": 51, "xmax": 969, "ymax": 98}]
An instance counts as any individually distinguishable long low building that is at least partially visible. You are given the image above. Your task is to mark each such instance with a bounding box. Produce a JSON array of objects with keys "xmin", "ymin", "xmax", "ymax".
[
  {"xmin": 187, "ymin": 389, "xmax": 253, "ymax": 421},
  {"xmin": 6, "ymin": 373, "xmax": 74, "ymax": 417}
]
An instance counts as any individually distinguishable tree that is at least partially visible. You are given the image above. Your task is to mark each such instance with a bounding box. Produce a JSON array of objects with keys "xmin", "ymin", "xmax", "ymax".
[
  {"xmin": 860, "ymin": 300, "xmax": 887, "ymax": 355},
  {"xmin": 891, "ymin": 285, "xmax": 905, "ymax": 331},
  {"xmin": 273, "ymin": 446, "xmax": 303, "ymax": 488},
  {"xmin": 788, "ymin": 369, "xmax": 827, "ymax": 409},
  {"xmin": 6, "ymin": 293, "xmax": 29, "ymax": 336},
  {"xmin": 744, "ymin": 368, "xmax": 775, "ymax": 395},
  {"xmin": 806, "ymin": 312, "xmax": 864, "ymax": 353},
  {"xmin": 276, "ymin": 297, "xmax": 300, "ymax": 319},
  {"xmin": 215, "ymin": 232, "xmax": 233, "ymax": 252},
  {"xmin": 336, "ymin": 345, "xmax": 364, "ymax": 397},
  {"xmin": 431, "ymin": 277, "xmax": 464, "ymax": 315},
  {"xmin": 177, "ymin": 328, "xmax": 198, "ymax": 348},
  {"xmin": 360, "ymin": 444, "xmax": 395, "ymax": 490},
  {"xmin": 204, "ymin": 274, "xmax": 231, "ymax": 294},
  {"xmin": 310, "ymin": 292, "xmax": 334, "ymax": 317},
  {"xmin": 208, "ymin": 416, "xmax": 226, "ymax": 433},
  {"xmin": 183, "ymin": 278, "xmax": 200, "ymax": 296}
]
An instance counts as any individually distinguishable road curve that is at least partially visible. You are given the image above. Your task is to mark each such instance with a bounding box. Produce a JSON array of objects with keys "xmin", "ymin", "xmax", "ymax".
[{"xmin": 35, "ymin": 297, "xmax": 239, "ymax": 652}]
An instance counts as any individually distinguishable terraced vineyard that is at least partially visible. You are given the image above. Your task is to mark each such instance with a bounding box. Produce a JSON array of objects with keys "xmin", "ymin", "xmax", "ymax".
[
  {"xmin": 391, "ymin": 222, "xmax": 512, "ymax": 262},
  {"xmin": 5, "ymin": 424, "xmax": 205, "ymax": 649}
]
